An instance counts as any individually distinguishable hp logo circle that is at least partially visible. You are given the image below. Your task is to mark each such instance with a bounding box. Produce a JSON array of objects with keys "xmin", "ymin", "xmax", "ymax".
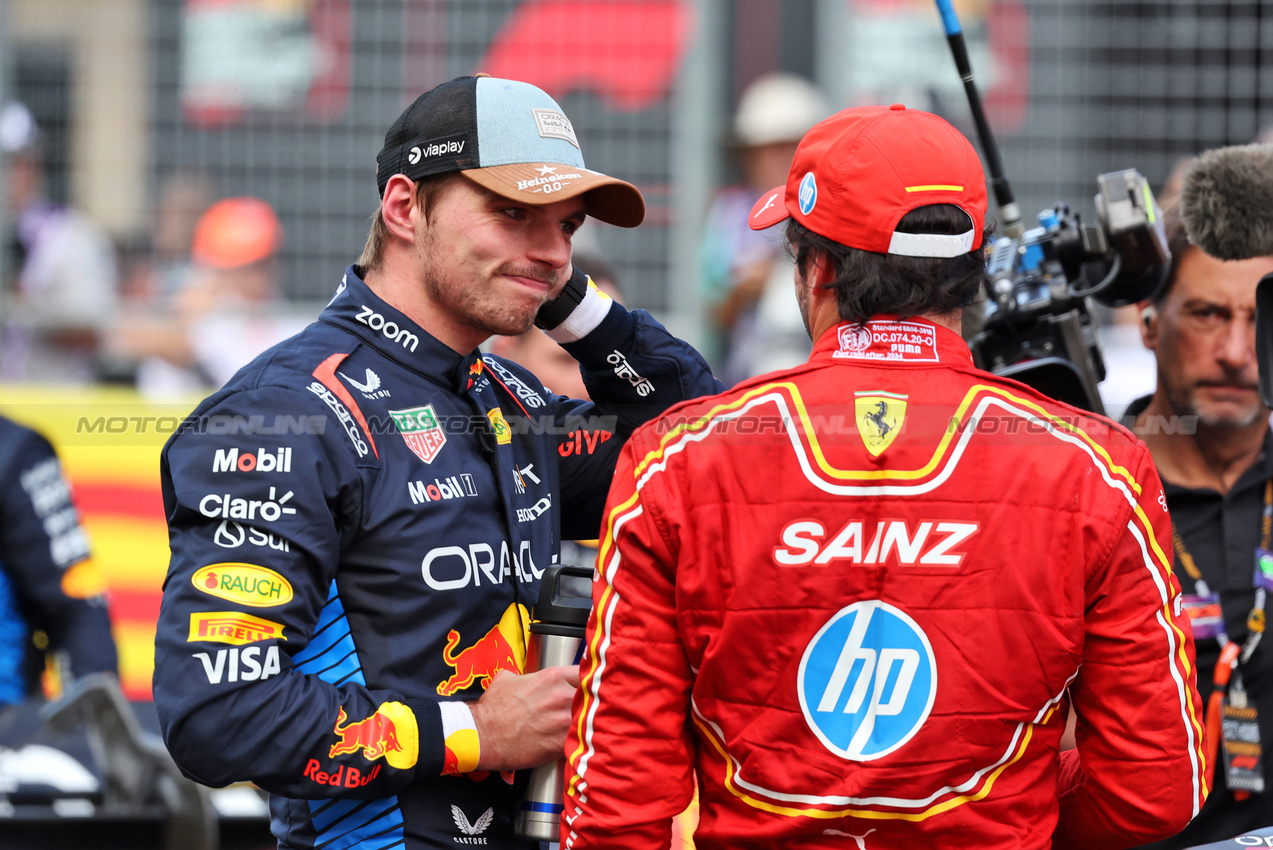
[
  {"xmin": 798, "ymin": 172, "xmax": 818, "ymax": 215},
  {"xmin": 797, "ymin": 600, "xmax": 936, "ymax": 761}
]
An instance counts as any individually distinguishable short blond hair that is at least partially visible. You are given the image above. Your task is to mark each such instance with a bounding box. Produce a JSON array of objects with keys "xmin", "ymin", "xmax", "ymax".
[{"xmin": 358, "ymin": 174, "xmax": 458, "ymax": 273}]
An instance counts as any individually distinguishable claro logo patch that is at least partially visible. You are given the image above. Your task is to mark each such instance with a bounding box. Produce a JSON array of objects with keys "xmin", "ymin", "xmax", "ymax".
[{"xmin": 192, "ymin": 563, "xmax": 294, "ymax": 607}]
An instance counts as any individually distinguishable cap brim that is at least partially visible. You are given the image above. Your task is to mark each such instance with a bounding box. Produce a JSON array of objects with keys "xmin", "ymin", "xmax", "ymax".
[
  {"xmin": 462, "ymin": 164, "xmax": 646, "ymax": 228},
  {"xmin": 748, "ymin": 186, "xmax": 791, "ymax": 230}
]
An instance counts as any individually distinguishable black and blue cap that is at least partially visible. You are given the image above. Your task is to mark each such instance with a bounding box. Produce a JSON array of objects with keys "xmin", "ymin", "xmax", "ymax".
[{"xmin": 376, "ymin": 75, "xmax": 645, "ymax": 228}]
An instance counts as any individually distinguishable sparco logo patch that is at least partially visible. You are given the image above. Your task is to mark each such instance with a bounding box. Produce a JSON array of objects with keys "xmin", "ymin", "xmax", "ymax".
[
  {"xmin": 307, "ymin": 381, "xmax": 369, "ymax": 457},
  {"xmin": 356, "ymin": 305, "xmax": 419, "ymax": 352},
  {"xmin": 481, "ymin": 357, "xmax": 545, "ymax": 408},
  {"xmin": 798, "ymin": 601, "xmax": 936, "ymax": 761},
  {"xmin": 606, "ymin": 351, "xmax": 654, "ymax": 396}
]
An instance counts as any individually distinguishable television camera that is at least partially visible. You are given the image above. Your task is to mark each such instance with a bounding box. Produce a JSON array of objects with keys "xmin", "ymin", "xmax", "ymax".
[
  {"xmin": 967, "ymin": 170, "xmax": 1169, "ymax": 413},
  {"xmin": 936, "ymin": 0, "xmax": 1170, "ymax": 413}
]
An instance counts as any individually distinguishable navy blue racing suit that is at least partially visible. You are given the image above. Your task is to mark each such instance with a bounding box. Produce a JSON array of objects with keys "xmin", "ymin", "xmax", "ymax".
[
  {"xmin": 0, "ymin": 415, "xmax": 116, "ymax": 706},
  {"xmin": 153, "ymin": 267, "xmax": 722, "ymax": 849}
]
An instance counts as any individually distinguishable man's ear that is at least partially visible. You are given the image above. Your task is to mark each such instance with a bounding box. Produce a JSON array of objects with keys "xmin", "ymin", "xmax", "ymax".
[
  {"xmin": 1138, "ymin": 301, "xmax": 1159, "ymax": 351},
  {"xmin": 381, "ymin": 175, "xmax": 419, "ymax": 243},
  {"xmin": 809, "ymin": 248, "xmax": 837, "ymax": 288}
]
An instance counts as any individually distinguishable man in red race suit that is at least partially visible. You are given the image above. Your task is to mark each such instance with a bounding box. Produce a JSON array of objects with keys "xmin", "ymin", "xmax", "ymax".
[{"xmin": 562, "ymin": 104, "xmax": 1208, "ymax": 849}]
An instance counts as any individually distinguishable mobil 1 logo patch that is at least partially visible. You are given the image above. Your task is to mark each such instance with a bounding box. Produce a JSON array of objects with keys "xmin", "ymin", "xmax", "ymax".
[{"xmin": 797, "ymin": 600, "xmax": 936, "ymax": 761}]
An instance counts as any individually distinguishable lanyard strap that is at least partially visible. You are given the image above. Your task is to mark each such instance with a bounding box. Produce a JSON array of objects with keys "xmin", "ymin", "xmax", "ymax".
[{"xmin": 1173, "ymin": 480, "xmax": 1273, "ymax": 667}]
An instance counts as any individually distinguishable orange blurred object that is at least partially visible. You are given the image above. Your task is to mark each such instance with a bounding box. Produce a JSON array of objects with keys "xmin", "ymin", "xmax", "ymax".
[{"xmin": 191, "ymin": 196, "xmax": 282, "ymax": 269}]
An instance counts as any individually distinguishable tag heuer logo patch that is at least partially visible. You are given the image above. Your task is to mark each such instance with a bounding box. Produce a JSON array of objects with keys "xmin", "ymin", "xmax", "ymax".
[
  {"xmin": 855, "ymin": 392, "xmax": 907, "ymax": 457},
  {"xmin": 390, "ymin": 405, "xmax": 447, "ymax": 463}
]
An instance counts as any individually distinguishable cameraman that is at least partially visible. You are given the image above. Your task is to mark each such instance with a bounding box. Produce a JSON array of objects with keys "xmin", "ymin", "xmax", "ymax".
[
  {"xmin": 1127, "ymin": 205, "xmax": 1273, "ymax": 848},
  {"xmin": 563, "ymin": 104, "xmax": 1206, "ymax": 849}
]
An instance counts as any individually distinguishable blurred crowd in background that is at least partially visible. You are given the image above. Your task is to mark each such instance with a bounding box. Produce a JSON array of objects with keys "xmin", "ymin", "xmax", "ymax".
[
  {"xmin": 0, "ymin": 0, "xmax": 1269, "ymax": 420},
  {"xmin": 8, "ymin": 71, "xmax": 1264, "ymax": 412},
  {"xmin": 2, "ymin": 98, "xmax": 307, "ymax": 398}
]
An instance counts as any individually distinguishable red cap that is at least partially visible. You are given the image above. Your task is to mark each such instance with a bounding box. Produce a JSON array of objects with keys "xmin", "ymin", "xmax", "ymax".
[
  {"xmin": 749, "ymin": 104, "xmax": 987, "ymax": 258},
  {"xmin": 192, "ymin": 197, "xmax": 283, "ymax": 269}
]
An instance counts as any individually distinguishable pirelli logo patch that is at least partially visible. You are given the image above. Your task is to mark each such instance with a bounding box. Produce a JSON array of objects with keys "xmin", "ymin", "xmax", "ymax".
[{"xmin": 188, "ymin": 611, "xmax": 287, "ymax": 645}]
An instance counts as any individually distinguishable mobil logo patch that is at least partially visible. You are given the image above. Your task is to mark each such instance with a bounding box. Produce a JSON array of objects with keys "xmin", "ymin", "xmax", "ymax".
[
  {"xmin": 212, "ymin": 447, "xmax": 292, "ymax": 473},
  {"xmin": 192, "ymin": 563, "xmax": 294, "ymax": 607},
  {"xmin": 797, "ymin": 600, "xmax": 936, "ymax": 762}
]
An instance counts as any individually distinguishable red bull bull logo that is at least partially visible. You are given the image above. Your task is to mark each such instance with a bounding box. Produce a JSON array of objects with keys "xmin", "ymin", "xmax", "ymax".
[
  {"xmin": 329, "ymin": 703, "xmax": 418, "ymax": 769},
  {"xmin": 437, "ymin": 604, "xmax": 529, "ymax": 696}
]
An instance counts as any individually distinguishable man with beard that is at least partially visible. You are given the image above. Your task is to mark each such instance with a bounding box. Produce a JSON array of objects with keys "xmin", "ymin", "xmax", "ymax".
[
  {"xmin": 152, "ymin": 75, "xmax": 720, "ymax": 849},
  {"xmin": 1127, "ymin": 206, "xmax": 1273, "ymax": 848}
]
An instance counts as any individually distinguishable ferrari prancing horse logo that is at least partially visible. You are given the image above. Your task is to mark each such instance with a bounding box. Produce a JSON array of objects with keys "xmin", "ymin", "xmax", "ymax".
[{"xmin": 855, "ymin": 391, "xmax": 907, "ymax": 456}]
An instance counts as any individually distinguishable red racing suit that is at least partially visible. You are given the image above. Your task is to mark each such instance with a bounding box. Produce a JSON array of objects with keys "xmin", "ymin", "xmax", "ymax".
[{"xmin": 563, "ymin": 317, "xmax": 1207, "ymax": 850}]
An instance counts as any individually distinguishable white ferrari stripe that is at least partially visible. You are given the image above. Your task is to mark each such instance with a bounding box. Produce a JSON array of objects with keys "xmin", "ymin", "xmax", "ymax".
[
  {"xmin": 694, "ymin": 668, "xmax": 1080, "ymax": 811},
  {"xmin": 572, "ymin": 504, "xmax": 643, "ymax": 787},
  {"xmin": 1125, "ymin": 519, "xmax": 1203, "ymax": 817}
]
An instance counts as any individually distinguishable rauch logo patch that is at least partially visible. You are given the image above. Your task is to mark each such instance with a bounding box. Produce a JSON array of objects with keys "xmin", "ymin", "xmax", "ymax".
[{"xmin": 192, "ymin": 563, "xmax": 294, "ymax": 607}]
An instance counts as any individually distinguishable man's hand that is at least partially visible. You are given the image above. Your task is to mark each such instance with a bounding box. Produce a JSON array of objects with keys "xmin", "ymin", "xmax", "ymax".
[{"xmin": 470, "ymin": 666, "xmax": 580, "ymax": 771}]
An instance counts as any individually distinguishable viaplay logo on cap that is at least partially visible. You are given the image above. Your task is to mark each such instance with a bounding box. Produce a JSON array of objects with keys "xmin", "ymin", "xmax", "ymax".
[
  {"xmin": 799, "ymin": 172, "xmax": 818, "ymax": 215},
  {"xmin": 407, "ymin": 134, "xmax": 468, "ymax": 166}
]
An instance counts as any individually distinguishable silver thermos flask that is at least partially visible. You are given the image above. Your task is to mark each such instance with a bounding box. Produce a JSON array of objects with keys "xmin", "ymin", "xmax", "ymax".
[{"xmin": 513, "ymin": 563, "xmax": 593, "ymax": 841}]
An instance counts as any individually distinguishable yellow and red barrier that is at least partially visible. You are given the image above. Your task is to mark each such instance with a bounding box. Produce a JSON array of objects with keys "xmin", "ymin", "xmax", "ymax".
[{"xmin": 0, "ymin": 385, "xmax": 201, "ymax": 701}]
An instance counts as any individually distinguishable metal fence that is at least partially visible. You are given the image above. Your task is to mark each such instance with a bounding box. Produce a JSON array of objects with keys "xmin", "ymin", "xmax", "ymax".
[
  {"xmin": 5, "ymin": 0, "xmax": 1273, "ymax": 331},
  {"xmin": 145, "ymin": 0, "xmax": 693, "ymax": 312}
]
